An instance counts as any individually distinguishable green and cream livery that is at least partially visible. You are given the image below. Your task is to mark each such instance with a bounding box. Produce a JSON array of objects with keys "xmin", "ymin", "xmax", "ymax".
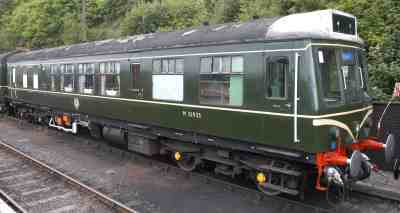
[{"xmin": 0, "ymin": 9, "xmax": 398, "ymax": 199}]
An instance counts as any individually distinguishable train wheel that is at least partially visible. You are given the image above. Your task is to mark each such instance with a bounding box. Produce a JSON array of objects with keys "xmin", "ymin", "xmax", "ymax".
[{"xmin": 174, "ymin": 152, "xmax": 199, "ymax": 172}]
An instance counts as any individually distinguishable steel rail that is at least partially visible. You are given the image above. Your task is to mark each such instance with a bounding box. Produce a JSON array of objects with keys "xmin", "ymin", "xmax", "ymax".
[
  {"xmin": 0, "ymin": 189, "xmax": 28, "ymax": 213},
  {"xmin": 0, "ymin": 138, "xmax": 138, "ymax": 213}
]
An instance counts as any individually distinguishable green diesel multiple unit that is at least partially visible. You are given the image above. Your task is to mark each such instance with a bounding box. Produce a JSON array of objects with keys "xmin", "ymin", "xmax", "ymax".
[{"xmin": 0, "ymin": 10, "xmax": 397, "ymax": 199}]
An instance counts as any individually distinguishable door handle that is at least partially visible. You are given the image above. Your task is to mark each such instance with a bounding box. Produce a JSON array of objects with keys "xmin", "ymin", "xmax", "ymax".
[{"xmin": 285, "ymin": 103, "xmax": 292, "ymax": 108}]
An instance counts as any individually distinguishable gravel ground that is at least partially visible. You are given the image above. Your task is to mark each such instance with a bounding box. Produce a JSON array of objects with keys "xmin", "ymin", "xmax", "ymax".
[
  {"xmin": 0, "ymin": 117, "xmax": 398, "ymax": 213},
  {"xmin": 0, "ymin": 143, "xmax": 115, "ymax": 213}
]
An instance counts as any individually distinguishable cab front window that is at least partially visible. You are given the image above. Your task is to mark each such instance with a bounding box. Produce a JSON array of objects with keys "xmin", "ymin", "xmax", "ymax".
[
  {"xmin": 314, "ymin": 47, "xmax": 341, "ymax": 102},
  {"xmin": 340, "ymin": 49, "xmax": 363, "ymax": 103},
  {"xmin": 314, "ymin": 46, "xmax": 367, "ymax": 105}
]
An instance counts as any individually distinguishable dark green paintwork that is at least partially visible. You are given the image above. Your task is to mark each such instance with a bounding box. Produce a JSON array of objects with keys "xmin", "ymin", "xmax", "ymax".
[{"xmin": 4, "ymin": 39, "xmax": 372, "ymax": 155}]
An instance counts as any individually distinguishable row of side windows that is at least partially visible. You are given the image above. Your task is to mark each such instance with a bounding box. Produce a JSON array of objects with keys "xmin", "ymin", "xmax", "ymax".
[
  {"xmin": 9, "ymin": 62, "xmax": 121, "ymax": 97},
  {"xmin": 8, "ymin": 55, "xmax": 288, "ymax": 106}
]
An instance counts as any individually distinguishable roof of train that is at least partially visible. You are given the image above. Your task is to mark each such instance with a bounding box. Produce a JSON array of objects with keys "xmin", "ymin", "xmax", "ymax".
[{"xmin": 8, "ymin": 9, "xmax": 364, "ymax": 63}]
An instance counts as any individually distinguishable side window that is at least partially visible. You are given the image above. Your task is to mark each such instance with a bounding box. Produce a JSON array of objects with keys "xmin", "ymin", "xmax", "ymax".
[
  {"xmin": 100, "ymin": 62, "xmax": 120, "ymax": 96},
  {"xmin": 130, "ymin": 63, "xmax": 140, "ymax": 88},
  {"xmin": 16, "ymin": 67, "xmax": 23, "ymax": 88},
  {"xmin": 78, "ymin": 63, "xmax": 95, "ymax": 94},
  {"xmin": 11, "ymin": 67, "xmax": 16, "ymax": 87},
  {"xmin": 50, "ymin": 64, "xmax": 59, "ymax": 91},
  {"xmin": 29, "ymin": 65, "xmax": 40, "ymax": 90},
  {"xmin": 33, "ymin": 68, "xmax": 39, "ymax": 89},
  {"xmin": 266, "ymin": 57, "xmax": 288, "ymax": 99},
  {"xmin": 340, "ymin": 49, "xmax": 357, "ymax": 91},
  {"xmin": 199, "ymin": 56, "xmax": 244, "ymax": 106},
  {"xmin": 61, "ymin": 64, "xmax": 74, "ymax": 92},
  {"xmin": 22, "ymin": 70, "xmax": 28, "ymax": 89},
  {"xmin": 40, "ymin": 65, "xmax": 50, "ymax": 90},
  {"xmin": 152, "ymin": 58, "xmax": 184, "ymax": 102}
]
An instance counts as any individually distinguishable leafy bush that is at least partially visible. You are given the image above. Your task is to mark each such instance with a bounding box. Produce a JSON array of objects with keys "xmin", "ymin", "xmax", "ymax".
[{"xmin": 121, "ymin": 0, "xmax": 207, "ymax": 35}]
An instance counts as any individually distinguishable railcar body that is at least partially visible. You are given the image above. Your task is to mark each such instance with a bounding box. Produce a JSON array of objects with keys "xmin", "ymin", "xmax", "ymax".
[{"xmin": 1, "ymin": 9, "xmax": 398, "ymax": 199}]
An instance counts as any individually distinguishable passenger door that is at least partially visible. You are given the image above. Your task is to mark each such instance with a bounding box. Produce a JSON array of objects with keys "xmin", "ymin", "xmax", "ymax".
[
  {"xmin": 263, "ymin": 54, "xmax": 293, "ymax": 114},
  {"xmin": 128, "ymin": 62, "xmax": 144, "ymax": 99},
  {"xmin": 262, "ymin": 53, "xmax": 299, "ymax": 145}
]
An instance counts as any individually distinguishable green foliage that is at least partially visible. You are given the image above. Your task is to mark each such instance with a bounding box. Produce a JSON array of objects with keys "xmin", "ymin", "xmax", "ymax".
[
  {"xmin": 279, "ymin": 0, "xmax": 336, "ymax": 14},
  {"xmin": 5, "ymin": 0, "xmax": 79, "ymax": 48},
  {"xmin": 61, "ymin": 13, "xmax": 81, "ymax": 45},
  {"xmin": 121, "ymin": 0, "xmax": 207, "ymax": 35},
  {"xmin": 206, "ymin": 0, "xmax": 241, "ymax": 23},
  {"xmin": 239, "ymin": 0, "xmax": 280, "ymax": 21}
]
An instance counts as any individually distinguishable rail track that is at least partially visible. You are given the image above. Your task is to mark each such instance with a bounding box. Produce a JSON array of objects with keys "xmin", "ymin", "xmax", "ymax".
[
  {"xmin": 0, "ymin": 135, "xmax": 137, "ymax": 213},
  {"xmin": 1, "ymin": 116, "xmax": 399, "ymax": 213},
  {"xmin": 0, "ymin": 188, "xmax": 26, "ymax": 213}
]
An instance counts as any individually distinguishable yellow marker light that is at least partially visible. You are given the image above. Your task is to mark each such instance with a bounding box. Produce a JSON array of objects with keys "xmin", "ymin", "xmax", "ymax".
[
  {"xmin": 256, "ymin": 172, "xmax": 267, "ymax": 184},
  {"xmin": 62, "ymin": 115, "xmax": 71, "ymax": 126},
  {"xmin": 174, "ymin": 152, "xmax": 182, "ymax": 161}
]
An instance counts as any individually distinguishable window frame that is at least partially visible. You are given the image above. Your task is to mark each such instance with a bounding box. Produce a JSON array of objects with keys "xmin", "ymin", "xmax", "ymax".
[
  {"xmin": 16, "ymin": 66, "xmax": 23, "ymax": 88},
  {"xmin": 357, "ymin": 50, "xmax": 368, "ymax": 91},
  {"xmin": 99, "ymin": 61, "xmax": 121, "ymax": 97},
  {"xmin": 153, "ymin": 58, "xmax": 184, "ymax": 75},
  {"xmin": 32, "ymin": 69, "xmax": 39, "ymax": 90},
  {"xmin": 78, "ymin": 63, "xmax": 95, "ymax": 94},
  {"xmin": 22, "ymin": 70, "xmax": 28, "ymax": 89},
  {"xmin": 265, "ymin": 56, "xmax": 289, "ymax": 100},
  {"xmin": 152, "ymin": 58, "xmax": 185, "ymax": 102},
  {"xmin": 199, "ymin": 55, "xmax": 244, "ymax": 107},
  {"xmin": 60, "ymin": 64, "xmax": 75, "ymax": 93},
  {"xmin": 39, "ymin": 65, "xmax": 50, "ymax": 91},
  {"xmin": 50, "ymin": 64, "xmax": 59, "ymax": 91},
  {"xmin": 10, "ymin": 67, "xmax": 16, "ymax": 87},
  {"xmin": 313, "ymin": 47, "xmax": 344, "ymax": 104}
]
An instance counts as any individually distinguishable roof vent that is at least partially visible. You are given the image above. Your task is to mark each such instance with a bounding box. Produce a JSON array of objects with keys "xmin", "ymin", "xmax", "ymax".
[
  {"xmin": 182, "ymin": 30, "xmax": 197, "ymax": 37},
  {"xmin": 213, "ymin": 25, "xmax": 226, "ymax": 31}
]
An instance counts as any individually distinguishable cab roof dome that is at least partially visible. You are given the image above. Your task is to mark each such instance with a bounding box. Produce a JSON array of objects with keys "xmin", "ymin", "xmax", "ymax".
[{"xmin": 9, "ymin": 9, "xmax": 363, "ymax": 63}]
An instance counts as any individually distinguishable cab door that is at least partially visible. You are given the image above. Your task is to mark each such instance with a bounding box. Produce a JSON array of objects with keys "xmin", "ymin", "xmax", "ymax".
[{"xmin": 262, "ymin": 53, "xmax": 300, "ymax": 146}]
